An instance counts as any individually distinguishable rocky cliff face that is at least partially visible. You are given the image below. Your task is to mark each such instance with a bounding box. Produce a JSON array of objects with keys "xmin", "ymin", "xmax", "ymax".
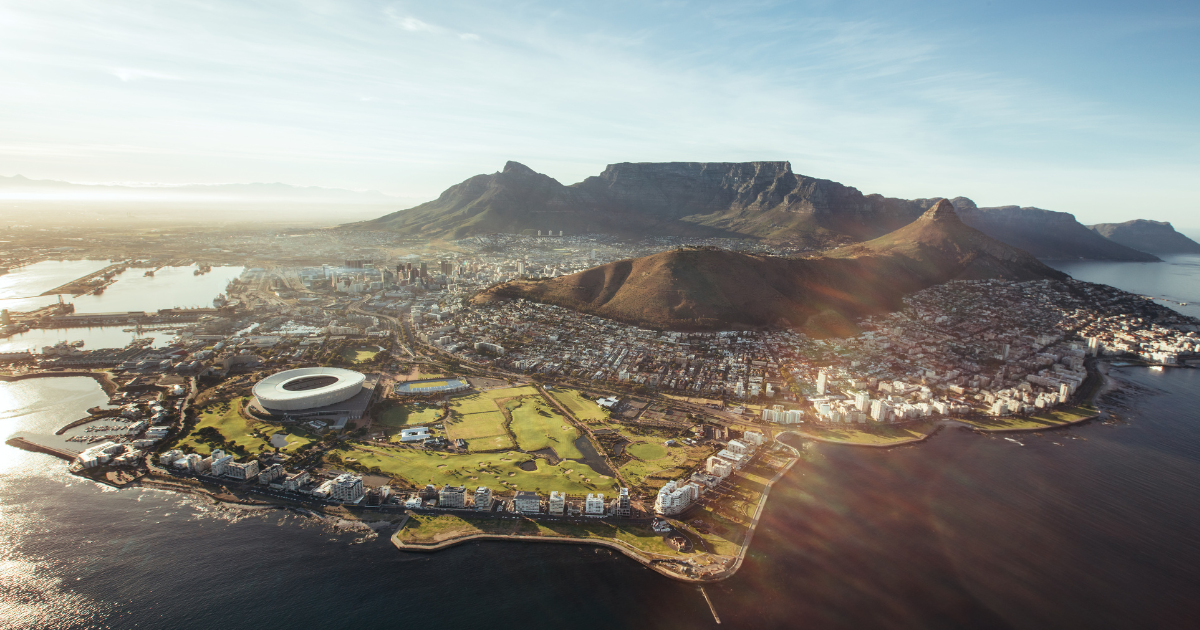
[
  {"xmin": 950, "ymin": 199, "xmax": 1160, "ymax": 262},
  {"xmin": 1089, "ymin": 220, "xmax": 1200, "ymax": 254}
]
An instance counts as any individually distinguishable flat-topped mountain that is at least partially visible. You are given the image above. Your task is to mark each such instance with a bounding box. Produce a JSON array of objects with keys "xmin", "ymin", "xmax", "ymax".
[
  {"xmin": 353, "ymin": 161, "xmax": 1163, "ymax": 261},
  {"xmin": 476, "ymin": 200, "xmax": 1066, "ymax": 335},
  {"xmin": 949, "ymin": 198, "xmax": 1160, "ymax": 262},
  {"xmin": 1089, "ymin": 220, "xmax": 1200, "ymax": 254},
  {"xmin": 353, "ymin": 161, "xmax": 936, "ymax": 243}
]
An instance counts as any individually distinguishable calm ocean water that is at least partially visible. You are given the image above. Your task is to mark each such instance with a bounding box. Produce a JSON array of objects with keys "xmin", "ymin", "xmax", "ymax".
[
  {"xmin": 1048, "ymin": 254, "xmax": 1200, "ymax": 320},
  {"xmin": 2, "ymin": 261, "xmax": 1199, "ymax": 629}
]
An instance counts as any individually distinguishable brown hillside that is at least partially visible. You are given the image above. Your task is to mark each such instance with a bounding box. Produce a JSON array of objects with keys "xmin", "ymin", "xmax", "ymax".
[{"xmin": 477, "ymin": 200, "xmax": 1067, "ymax": 335}]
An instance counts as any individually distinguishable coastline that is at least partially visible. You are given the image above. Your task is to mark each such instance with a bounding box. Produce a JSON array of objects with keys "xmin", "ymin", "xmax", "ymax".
[
  {"xmin": 389, "ymin": 446, "xmax": 803, "ymax": 584},
  {"xmin": 0, "ymin": 369, "xmax": 118, "ymax": 396}
]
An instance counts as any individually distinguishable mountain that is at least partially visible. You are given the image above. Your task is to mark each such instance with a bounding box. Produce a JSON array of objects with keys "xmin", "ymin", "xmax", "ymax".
[
  {"xmin": 1088, "ymin": 220, "xmax": 1200, "ymax": 254},
  {"xmin": 949, "ymin": 198, "xmax": 1160, "ymax": 262},
  {"xmin": 354, "ymin": 161, "xmax": 936, "ymax": 243},
  {"xmin": 476, "ymin": 200, "xmax": 1066, "ymax": 335},
  {"xmin": 0, "ymin": 174, "xmax": 397, "ymax": 203}
]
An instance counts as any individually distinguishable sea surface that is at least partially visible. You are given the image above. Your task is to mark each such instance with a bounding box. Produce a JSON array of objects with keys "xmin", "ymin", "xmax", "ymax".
[
  {"xmin": 1, "ymin": 261, "xmax": 244, "ymax": 353},
  {"xmin": 1048, "ymin": 254, "xmax": 1200, "ymax": 319},
  {"xmin": 0, "ymin": 260, "xmax": 243, "ymax": 314}
]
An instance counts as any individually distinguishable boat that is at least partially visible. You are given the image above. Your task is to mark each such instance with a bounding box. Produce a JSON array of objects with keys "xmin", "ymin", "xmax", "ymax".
[
  {"xmin": 144, "ymin": 270, "xmax": 155, "ymax": 277},
  {"xmin": 1150, "ymin": 365, "xmax": 1164, "ymax": 371},
  {"xmin": 1004, "ymin": 438, "xmax": 1024, "ymax": 446}
]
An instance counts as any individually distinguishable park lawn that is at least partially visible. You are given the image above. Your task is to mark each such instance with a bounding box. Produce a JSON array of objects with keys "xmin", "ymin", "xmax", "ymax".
[
  {"xmin": 447, "ymin": 385, "xmax": 538, "ymax": 416},
  {"xmin": 522, "ymin": 520, "xmax": 684, "ymax": 556},
  {"xmin": 444, "ymin": 412, "xmax": 513, "ymax": 451},
  {"xmin": 626, "ymin": 441, "xmax": 669, "ymax": 461},
  {"xmin": 377, "ymin": 403, "xmax": 443, "ymax": 428},
  {"xmin": 397, "ymin": 514, "xmax": 684, "ymax": 556},
  {"xmin": 794, "ymin": 420, "xmax": 937, "ymax": 445},
  {"xmin": 177, "ymin": 397, "xmax": 313, "ymax": 456},
  {"xmin": 547, "ymin": 388, "xmax": 609, "ymax": 422},
  {"xmin": 507, "ymin": 396, "xmax": 583, "ymax": 459},
  {"xmin": 396, "ymin": 513, "xmax": 517, "ymax": 544},
  {"xmin": 340, "ymin": 346, "xmax": 379, "ymax": 363},
  {"xmin": 620, "ymin": 444, "xmax": 693, "ymax": 488},
  {"xmin": 956, "ymin": 405, "xmax": 1098, "ymax": 432},
  {"xmin": 337, "ymin": 445, "xmax": 617, "ymax": 494}
]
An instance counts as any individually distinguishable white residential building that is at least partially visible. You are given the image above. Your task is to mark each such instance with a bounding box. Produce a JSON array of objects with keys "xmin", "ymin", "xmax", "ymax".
[
  {"xmin": 331, "ymin": 473, "xmax": 364, "ymax": 503},
  {"xmin": 705, "ymin": 455, "xmax": 733, "ymax": 479},
  {"xmin": 439, "ymin": 485, "xmax": 467, "ymax": 508},
  {"xmin": 585, "ymin": 493, "xmax": 606, "ymax": 516},
  {"xmin": 548, "ymin": 491, "xmax": 566, "ymax": 515},
  {"xmin": 653, "ymin": 480, "xmax": 699, "ymax": 516},
  {"xmin": 474, "ymin": 486, "xmax": 492, "ymax": 510},
  {"xmin": 514, "ymin": 491, "xmax": 540, "ymax": 514},
  {"xmin": 226, "ymin": 460, "xmax": 259, "ymax": 481}
]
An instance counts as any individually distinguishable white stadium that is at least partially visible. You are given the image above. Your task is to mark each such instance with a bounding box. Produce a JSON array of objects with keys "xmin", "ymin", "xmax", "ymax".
[{"xmin": 252, "ymin": 367, "xmax": 368, "ymax": 417}]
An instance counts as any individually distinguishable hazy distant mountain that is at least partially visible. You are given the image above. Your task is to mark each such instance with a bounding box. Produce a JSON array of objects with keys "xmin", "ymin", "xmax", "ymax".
[
  {"xmin": 354, "ymin": 160, "xmax": 937, "ymax": 244},
  {"xmin": 478, "ymin": 200, "xmax": 1065, "ymax": 335},
  {"xmin": 1088, "ymin": 220, "xmax": 1200, "ymax": 254},
  {"xmin": 0, "ymin": 174, "xmax": 397, "ymax": 203},
  {"xmin": 355, "ymin": 161, "xmax": 1165, "ymax": 261},
  {"xmin": 948, "ymin": 198, "xmax": 1160, "ymax": 262}
]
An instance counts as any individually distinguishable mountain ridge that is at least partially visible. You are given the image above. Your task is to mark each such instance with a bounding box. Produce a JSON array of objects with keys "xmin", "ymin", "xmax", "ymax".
[
  {"xmin": 1088, "ymin": 220, "xmax": 1200, "ymax": 254},
  {"xmin": 352, "ymin": 161, "xmax": 1159, "ymax": 261},
  {"xmin": 476, "ymin": 200, "xmax": 1066, "ymax": 335}
]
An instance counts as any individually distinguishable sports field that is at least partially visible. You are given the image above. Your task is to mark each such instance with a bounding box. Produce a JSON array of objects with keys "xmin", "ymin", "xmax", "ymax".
[
  {"xmin": 395, "ymin": 377, "xmax": 469, "ymax": 395},
  {"xmin": 548, "ymin": 388, "xmax": 609, "ymax": 422},
  {"xmin": 507, "ymin": 396, "xmax": 582, "ymax": 459}
]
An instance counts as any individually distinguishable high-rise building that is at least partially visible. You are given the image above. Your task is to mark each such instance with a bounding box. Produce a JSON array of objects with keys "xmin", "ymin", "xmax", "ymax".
[
  {"xmin": 816, "ymin": 370, "xmax": 828, "ymax": 395},
  {"xmin": 585, "ymin": 493, "xmax": 606, "ymax": 516},
  {"xmin": 854, "ymin": 391, "xmax": 870, "ymax": 412}
]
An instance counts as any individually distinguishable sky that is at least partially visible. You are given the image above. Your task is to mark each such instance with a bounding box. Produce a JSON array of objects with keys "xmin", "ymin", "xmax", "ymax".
[{"xmin": 1, "ymin": 0, "xmax": 1198, "ymax": 227}]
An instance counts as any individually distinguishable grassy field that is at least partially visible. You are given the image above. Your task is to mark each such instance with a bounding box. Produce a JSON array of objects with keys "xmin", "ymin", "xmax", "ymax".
[
  {"xmin": 336, "ymin": 444, "xmax": 617, "ymax": 494},
  {"xmin": 339, "ymin": 346, "xmax": 379, "ymax": 363},
  {"xmin": 441, "ymin": 386, "xmax": 542, "ymax": 452},
  {"xmin": 507, "ymin": 396, "xmax": 583, "ymax": 459},
  {"xmin": 626, "ymin": 441, "xmax": 668, "ymax": 460},
  {"xmin": 177, "ymin": 397, "xmax": 314, "ymax": 456},
  {"xmin": 395, "ymin": 513, "xmax": 683, "ymax": 556},
  {"xmin": 444, "ymin": 411, "xmax": 513, "ymax": 451},
  {"xmin": 956, "ymin": 405, "xmax": 1098, "ymax": 431},
  {"xmin": 377, "ymin": 403, "xmax": 443, "ymax": 428},
  {"xmin": 792, "ymin": 420, "xmax": 938, "ymax": 445},
  {"xmin": 620, "ymin": 443, "xmax": 710, "ymax": 489},
  {"xmin": 547, "ymin": 388, "xmax": 609, "ymax": 422}
]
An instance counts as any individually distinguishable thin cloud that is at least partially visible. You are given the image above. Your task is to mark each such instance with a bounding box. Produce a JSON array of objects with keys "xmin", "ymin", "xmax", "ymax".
[{"xmin": 110, "ymin": 67, "xmax": 179, "ymax": 82}]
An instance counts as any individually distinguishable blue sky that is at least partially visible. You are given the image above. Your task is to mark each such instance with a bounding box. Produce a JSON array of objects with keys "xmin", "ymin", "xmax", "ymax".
[{"xmin": 0, "ymin": 0, "xmax": 1197, "ymax": 226}]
